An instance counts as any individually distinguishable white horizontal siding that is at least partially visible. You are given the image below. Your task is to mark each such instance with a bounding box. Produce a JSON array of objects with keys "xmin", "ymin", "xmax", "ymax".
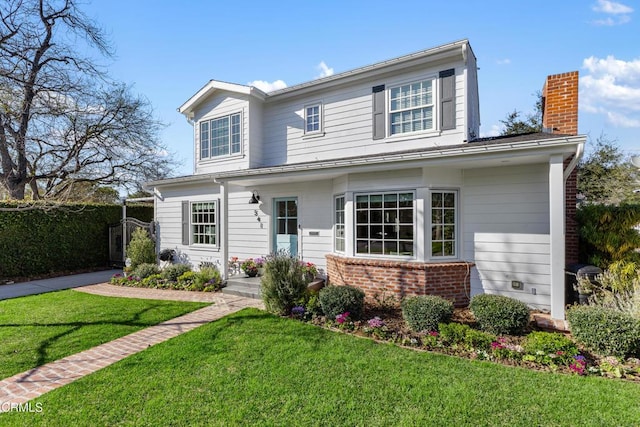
[
  {"xmin": 193, "ymin": 91, "xmax": 250, "ymax": 174},
  {"xmin": 155, "ymin": 184, "xmax": 223, "ymax": 269},
  {"xmin": 227, "ymin": 180, "xmax": 334, "ymax": 274},
  {"xmin": 261, "ymin": 61, "xmax": 467, "ymax": 167},
  {"xmin": 463, "ymin": 164, "xmax": 551, "ymax": 311}
]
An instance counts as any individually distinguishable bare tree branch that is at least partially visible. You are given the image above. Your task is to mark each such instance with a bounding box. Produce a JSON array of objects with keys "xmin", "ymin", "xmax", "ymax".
[{"xmin": 0, "ymin": 0, "xmax": 176, "ymax": 202}]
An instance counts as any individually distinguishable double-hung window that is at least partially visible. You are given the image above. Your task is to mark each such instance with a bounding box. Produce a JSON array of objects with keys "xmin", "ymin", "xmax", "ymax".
[
  {"xmin": 200, "ymin": 113, "xmax": 241, "ymax": 159},
  {"xmin": 355, "ymin": 192, "xmax": 414, "ymax": 256},
  {"xmin": 191, "ymin": 201, "xmax": 217, "ymax": 245},
  {"xmin": 334, "ymin": 195, "xmax": 345, "ymax": 252},
  {"xmin": 389, "ymin": 80, "xmax": 434, "ymax": 135},
  {"xmin": 305, "ymin": 104, "xmax": 321, "ymax": 134},
  {"xmin": 430, "ymin": 191, "xmax": 457, "ymax": 257}
]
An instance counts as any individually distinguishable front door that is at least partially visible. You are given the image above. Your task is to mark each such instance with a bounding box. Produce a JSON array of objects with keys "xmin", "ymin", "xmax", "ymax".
[{"xmin": 274, "ymin": 197, "xmax": 298, "ymax": 257}]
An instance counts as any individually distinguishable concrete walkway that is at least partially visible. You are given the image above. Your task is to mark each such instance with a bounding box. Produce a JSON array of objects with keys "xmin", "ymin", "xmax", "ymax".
[
  {"xmin": 0, "ymin": 269, "xmax": 120, "ymax": 300},
  {"xmin": 0, "ymin": 284, "xmax": 263, "ymax": 410}
]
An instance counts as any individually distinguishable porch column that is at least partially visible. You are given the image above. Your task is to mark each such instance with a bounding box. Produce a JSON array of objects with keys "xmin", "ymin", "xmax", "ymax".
[
  {"xmin": 549, "ymin": 155, "xmax": 565, "ymax": 320},
  {"xmin": 219, "ymin": 181, "xmax": 228, "ymax": 280}
]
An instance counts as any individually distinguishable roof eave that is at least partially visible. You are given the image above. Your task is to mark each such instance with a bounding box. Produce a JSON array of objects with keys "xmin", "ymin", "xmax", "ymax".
[{"xmin": 178, "ymin": 80, "xmax": 267, "ymax": 118}]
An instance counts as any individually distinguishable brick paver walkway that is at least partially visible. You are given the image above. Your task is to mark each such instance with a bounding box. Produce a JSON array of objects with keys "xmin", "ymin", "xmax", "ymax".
[{"xmin": 0, "ymin": 285, "xmax": 263, "ymax": 410}]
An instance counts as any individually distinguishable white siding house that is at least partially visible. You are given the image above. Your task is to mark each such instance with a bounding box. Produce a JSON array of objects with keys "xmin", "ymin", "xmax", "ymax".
[{"xmin": 149, "ymin": 40, "xmax": 585, "ymax": 320}]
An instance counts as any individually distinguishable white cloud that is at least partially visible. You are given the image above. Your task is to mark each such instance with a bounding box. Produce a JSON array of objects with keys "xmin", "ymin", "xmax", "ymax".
[
  {"xmin": 480, "ymin": 124, "xmax": 503, "ymax": 138},
  {"xmin": 592, "ymin": 0, "xmax": 633, "ymax": 14},
  {"xmin": 607, "ymin": 111, "xmax": 640, "ymax": 127},
  {"xmin": 580, "ymin": 55, "xmax": 640, "ymax": 127},
  {"xmin": 590, "ymin": 0, "xmax": 633, "ymax": 25},
  {"xmin": 316, "ymin": 61, "xmax": 334, "ymax": 78},
  {"xmin": 496, "ymin": 58, "xmax": 511, "ymax": 65},
  {"xmin": 247, "ymin": 79, "xmax": 288, "ymax": 93}
]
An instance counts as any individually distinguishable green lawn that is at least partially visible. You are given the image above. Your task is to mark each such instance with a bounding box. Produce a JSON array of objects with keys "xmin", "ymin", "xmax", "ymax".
[
  {"xmin": 0, "ymin": 290, "xmax": 208, "ymax": 378},
  {"xmin": 3, "ymin": 308, "xmax": 640, "ymax": 426}
]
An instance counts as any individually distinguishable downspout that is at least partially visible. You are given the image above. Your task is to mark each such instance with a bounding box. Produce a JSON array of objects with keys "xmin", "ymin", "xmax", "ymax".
[
  {"xmin": 564, "ymin": 141, "xmax": 584, "ymax": 182},
  {"xmin": 214, "ymin": 178, "xmax": 228, "ymax": 281}
]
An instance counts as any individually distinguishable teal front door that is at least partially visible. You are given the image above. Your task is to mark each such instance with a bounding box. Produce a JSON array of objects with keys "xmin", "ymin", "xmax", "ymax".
[{"xmin": 274, "ymin": 198, "xmax": 298, "ymax": 256}]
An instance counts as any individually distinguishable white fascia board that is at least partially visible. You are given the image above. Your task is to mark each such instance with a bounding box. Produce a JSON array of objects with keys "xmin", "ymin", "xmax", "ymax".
[
  {"xmin": 178, "ymin": 80, "xmax": 266, "ymax": 118},
  {"xmin": 215, "ymin": 135, "xmax": 586, "ymax": 183},
  {"xmin": 146, "ymin": 173, "xmax": 217, "ymax": 188}
]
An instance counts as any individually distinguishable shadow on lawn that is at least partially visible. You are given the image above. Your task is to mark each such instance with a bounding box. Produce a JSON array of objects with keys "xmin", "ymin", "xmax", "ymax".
[{"xmin": 1, "ymin": 303, "xmax": 186, "ymax": 380}]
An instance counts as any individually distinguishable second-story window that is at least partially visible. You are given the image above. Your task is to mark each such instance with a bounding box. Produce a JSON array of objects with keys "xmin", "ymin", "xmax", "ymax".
[
  {"xmin": 305, "ymin": 104, "xmax": 321, "ymax": 134},
  {"xmin": 200, "ymin": 113, "xmax": 241, "ymax": 159},
  {"xmin": 389, "ymin": 80, "xmax": 433, "ymax": 135}
]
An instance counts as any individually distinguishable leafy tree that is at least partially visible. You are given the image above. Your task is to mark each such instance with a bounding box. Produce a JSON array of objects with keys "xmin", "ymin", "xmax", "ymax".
[
  {"xmin": 0, "ymin": 0, "xmax": 175, "ymax": 201},
  {"xmin": 577, "ymin": 135, "xmax": 639, "ymax": 205},
  {"xmin": 499, "ymin": 92, "xmax": 542, "ymax": 135}
]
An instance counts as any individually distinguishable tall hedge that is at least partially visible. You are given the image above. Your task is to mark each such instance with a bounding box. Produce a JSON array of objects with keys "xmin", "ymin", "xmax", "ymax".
[{"xmin": 0, "ymin": 202, "xmax": 152, "ymax": 279}]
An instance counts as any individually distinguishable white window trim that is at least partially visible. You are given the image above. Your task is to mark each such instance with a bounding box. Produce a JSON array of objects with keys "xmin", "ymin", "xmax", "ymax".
[
  {"xmin": 428, "ymin": 189, "xmax": 458, "ymax": 260},
  {"xmin": 198, "ymin": 111, "xmax": 243, "ymax": 160},
  {"xmin": 387, "ymin": 77, "xmax": 437, "ymax": 139},
  {"xmin": 190, "ymin": 201, "xmax": 218, "ymax": 248},
  {"xmin": 334, "ymin": 194, "xmax": 346, "ymax": 253},
  {"xmin": 353, "ymin": 190, "xmax": 416, "ymax": 260},
  {"xmin": 303, "ymin": 103, "xmax": 324, "ymax": 136}
]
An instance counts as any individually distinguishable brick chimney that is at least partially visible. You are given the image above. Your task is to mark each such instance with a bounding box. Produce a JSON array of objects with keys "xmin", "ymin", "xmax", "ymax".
[
  {"xmin": 541, "ymin": 71, "xmax": 580, "ymax": 265},
  {"xmin": 541, "ymin": 71, "xmax": 579, "ymax": 135}
]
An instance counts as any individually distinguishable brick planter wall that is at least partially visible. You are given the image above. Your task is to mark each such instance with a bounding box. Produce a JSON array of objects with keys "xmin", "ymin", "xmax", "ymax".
[{"xmin": 325, "ymin": 254, "xmax": 473, "ymax": 307}]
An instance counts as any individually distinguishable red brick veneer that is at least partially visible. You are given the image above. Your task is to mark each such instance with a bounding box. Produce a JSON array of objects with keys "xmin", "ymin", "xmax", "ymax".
[{"xmin": 325, "ymin": 254, "xmax": 473, "ymax": 307}]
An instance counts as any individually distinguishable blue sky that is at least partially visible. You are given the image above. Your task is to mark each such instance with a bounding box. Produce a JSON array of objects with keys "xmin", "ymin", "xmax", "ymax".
[{"xmin": 84, "ymin": 0, "xmax": 639, "ymax": 176}]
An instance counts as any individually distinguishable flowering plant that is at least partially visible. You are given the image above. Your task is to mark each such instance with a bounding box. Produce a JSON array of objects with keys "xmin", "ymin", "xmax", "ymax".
[
  {"xmin": 336, "ymin": 312, "xmax": 350, "ymax": 324},
  {"xmin": 364, "ymin": 316, "xmax": 389, "ymax": 339},
  {"xmin": 569, "ymin": 355, "xmax": 587, "ymax": 375},
  {"xmin": 241, "ymin": 258, "xmax": 258, "ymax": 275},
  {"xmin": 291, "ymin": 306, "xmax": 305, "ymax": 318},
  {"xmin": 300, "ymin": 261, "xmax": 318, "ymax": 278},
  {"xmin": 254, "ymin": 257, "xmax": 265, "ymax": 267}
]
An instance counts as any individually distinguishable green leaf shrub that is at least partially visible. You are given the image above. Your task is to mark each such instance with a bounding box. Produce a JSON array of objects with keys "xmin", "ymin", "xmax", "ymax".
[
  {"xmin": 161, "ymin": 264, "xmax": 192, "ymax": 282},
  {"xmin": 133, "ymin": 263, "xmax": 160, "ymax": 279},
  {"xmin": 193, "ymin": 267, "xmax": 222, "ymax": 292},
  {"xmin": 127, "ymin": 227, "xmax": 156, "ymax": 270},
  {"xmin": 576, "ymin": 203, "xmax": 640, "ymax": 268},
  {"xmin": 469, "ymin": 294, "xmax": 530, "ymax": 335},
  {"xmin": 522, "ymin": 332, "xmax": 578, "ymax": 366},
  {"xmin": 0, "ymin": 202, "xmax": 152, "ymax": 279},
  {"xmin": 567, "ymin": 305, "xmax": 640, "ymax": 357},
  {"xmin": 319, "ymin": 285, "xmax": 365, "ymax": 320},
  {"xmin": 401, "ymin": 295, "xmax": 453, "ymax": 332},
  {"xmin": 261, "ymin": 252, "xmax": 309, "ymax": 316}
]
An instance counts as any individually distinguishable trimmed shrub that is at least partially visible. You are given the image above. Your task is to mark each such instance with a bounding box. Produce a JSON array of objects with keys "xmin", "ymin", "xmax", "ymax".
[
  {"xmin": 319, "ymin": 285, "xmax": 365, "ymax": 320},
  {"xmin": 161, "ymin": 263, "xmax": 192, "ymax": 282},
  {"xmin": 401, "ymin": 295, "xmax": 453, "ymax": 332},
  {"xmin": 0, "ymin": 202, "xmax": 152, "ymax": 279},
  {"xmin": 567, "ymin": 305, "xmax": 640, "ymax": 357},
  {"xmin": 261, "ymin": 252, "xmax": 308, "ymax": 315},
  {"xmin": 438, "ymin": 322, "xmax": 470, "ymax": 345},
  {"xmin": 469, "ymin": 294, "xmax": 530, "ymax": 335},
  {"xmin": 133, "ymin": 263, "xmax": 160, "ymax": 279},
  {"xmin": 127, "ymin": 227, "xmax": 156, "ymax": 270}
]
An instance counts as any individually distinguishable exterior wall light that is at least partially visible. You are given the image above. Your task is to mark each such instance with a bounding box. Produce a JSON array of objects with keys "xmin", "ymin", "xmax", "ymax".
[{"xmin": 249, "ymin": 190, "xmax": 260, "ymax": 204}]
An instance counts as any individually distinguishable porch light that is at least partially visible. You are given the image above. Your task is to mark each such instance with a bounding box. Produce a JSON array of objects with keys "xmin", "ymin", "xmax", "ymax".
[{"xmin": 249, "ymin": 190, "xmax": 261, "ymax": 204}]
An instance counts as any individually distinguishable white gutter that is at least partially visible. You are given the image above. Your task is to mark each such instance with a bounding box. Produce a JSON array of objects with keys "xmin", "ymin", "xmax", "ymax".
[
  {"xmin": 563, "ymin": 141, "xmax": 584, "ymax": 181},
  {"xmin": 216, "ymin": 135, "xmax": 585, "ymax": 180}
]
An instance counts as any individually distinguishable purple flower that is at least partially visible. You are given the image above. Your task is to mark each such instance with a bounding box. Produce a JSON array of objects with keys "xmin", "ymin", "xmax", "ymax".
[
  {"xmin": 291, "ymin": 306, "xmax": 305, "ymax": 316},
  {"xmin": 367, "ymin": 317, "xmax": 385, "ymax": 328}
]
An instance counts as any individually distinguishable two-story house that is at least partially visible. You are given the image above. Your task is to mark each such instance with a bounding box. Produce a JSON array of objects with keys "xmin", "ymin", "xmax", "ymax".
[{"xmin": 148, "ymin": 39, "xmax": 585, "ymax": 321}]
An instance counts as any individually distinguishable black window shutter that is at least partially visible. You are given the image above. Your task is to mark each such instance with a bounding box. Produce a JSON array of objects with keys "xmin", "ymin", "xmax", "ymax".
[
  {"xmin": 439, "ymin": 69, "xmax": 456, "ymax": 130},
  {"xmin": 181, "ymin": 201, "xmax": 189, "ymax": 246},
  {"xmin": 372, "ymin": 85, "xmax": 385, "ymax": 140}
]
